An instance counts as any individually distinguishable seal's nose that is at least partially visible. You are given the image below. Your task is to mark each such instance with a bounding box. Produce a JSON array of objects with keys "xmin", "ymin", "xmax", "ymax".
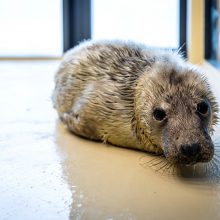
[{"xmin": 180, "ymin": 143, "xmax": 201, "ymax": 159}]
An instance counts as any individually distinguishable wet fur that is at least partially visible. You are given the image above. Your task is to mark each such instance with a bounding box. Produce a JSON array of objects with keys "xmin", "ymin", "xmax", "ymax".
[{"xmin": 52, "ymin": 40, "xmax": 219, "ymax": 163}]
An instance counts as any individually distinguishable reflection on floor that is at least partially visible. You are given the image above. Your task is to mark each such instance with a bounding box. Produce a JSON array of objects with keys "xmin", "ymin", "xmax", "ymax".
[{"xmin": 0, "ymin": 60, "xmax": 220, "ymax": 220}]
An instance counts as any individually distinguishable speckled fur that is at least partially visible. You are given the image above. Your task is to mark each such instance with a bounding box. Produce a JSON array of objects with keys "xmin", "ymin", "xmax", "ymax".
[{"xmin": 52, "ymin": 40, "xmax": 219, "ymax": 163}]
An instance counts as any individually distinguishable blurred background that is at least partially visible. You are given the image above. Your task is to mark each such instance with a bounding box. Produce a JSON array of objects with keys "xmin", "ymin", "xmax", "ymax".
[
  {"xmin": 0, "ymin": 0, "xmax": 63, "ymax": 58},
  {"xmin": 0, "ymin": 0, "xmax": 218, "ymax": 65},
  {"xmin": 0, "ymin": 0, "xmax": 184, "ymax": 58}
]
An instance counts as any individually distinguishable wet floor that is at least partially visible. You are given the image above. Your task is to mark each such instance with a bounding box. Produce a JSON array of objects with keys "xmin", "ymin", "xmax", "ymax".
[{"xmin": 0, "ymin": 61, "xmax": 220, "ymax": 220}]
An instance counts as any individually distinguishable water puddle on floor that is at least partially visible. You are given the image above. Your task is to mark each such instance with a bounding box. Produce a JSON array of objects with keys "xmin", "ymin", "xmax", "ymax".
[{"xmin": 55, "ymin": 121, "xmax": 220, "ymax": 220}]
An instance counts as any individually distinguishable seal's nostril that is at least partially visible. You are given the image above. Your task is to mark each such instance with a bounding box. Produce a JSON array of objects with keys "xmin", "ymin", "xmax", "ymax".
[{"xmin": 180, "ymin": 143, "xmax": 201, "ymax": 157}]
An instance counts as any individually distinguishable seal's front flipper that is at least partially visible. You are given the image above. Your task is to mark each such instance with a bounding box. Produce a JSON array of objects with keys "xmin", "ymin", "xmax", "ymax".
[{"xmin": 60, "ymin": 112, "xmax": 86, "ymax": 139}]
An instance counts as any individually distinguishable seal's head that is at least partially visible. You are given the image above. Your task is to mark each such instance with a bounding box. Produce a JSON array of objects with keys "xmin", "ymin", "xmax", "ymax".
[{"xmin": 135, "ymin": 63, "xmax": 219, "ymax": 165}]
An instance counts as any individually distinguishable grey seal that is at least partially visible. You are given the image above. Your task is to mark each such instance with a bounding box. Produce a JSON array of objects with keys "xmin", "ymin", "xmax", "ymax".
[{"xmin": 52, "ymin": 40, "xmax": 219, "ymax": 165}]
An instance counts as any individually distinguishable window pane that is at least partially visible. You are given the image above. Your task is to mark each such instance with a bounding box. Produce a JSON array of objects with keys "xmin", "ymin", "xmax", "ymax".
[
  {"xmin": 0, "ymin": 0, "xmax": 63, "ymax": 57},
  {"xmin": 92, "ymin": 0, "xmax": 179, "ymax": 48}
]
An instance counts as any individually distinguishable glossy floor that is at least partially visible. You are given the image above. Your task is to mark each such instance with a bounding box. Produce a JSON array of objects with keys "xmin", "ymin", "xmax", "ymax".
[{"xmin": 0, "ymin": 61, "xmax": 220, "ymax": 220}]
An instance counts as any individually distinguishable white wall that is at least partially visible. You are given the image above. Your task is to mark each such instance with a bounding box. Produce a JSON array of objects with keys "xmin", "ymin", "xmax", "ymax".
[{"xmin": 0, "ymin": 0, "xmax": 63, "ymax": 57}]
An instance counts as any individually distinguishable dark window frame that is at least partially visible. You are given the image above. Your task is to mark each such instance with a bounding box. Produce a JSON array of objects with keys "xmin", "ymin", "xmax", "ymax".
[
  {"xmin": 63, "ymin": 0, "xmax": 91, "ymax": 52},
  {"xmin": 63, "ymin": 0, "xmax": 187, "ymax": 56},
  {"xmin": 179, "ymin": 0, "xmax": 187, "ymax": 57},
  {"xmin": 205, "ymin": 0, "xmax": 220, "ymax": 68},
  {"xmin": 205, "ymin": 0, "xmax": 214, "ymax": 59}
]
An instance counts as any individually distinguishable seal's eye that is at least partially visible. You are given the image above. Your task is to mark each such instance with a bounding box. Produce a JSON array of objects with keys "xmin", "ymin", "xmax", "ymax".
[
  {"xmin": 153, "ymin": 108, "xmax": 167, "ymax": 121},
  {"xmin": 197, "ymin": 101, "xmax": 209, "ymax": 115}
]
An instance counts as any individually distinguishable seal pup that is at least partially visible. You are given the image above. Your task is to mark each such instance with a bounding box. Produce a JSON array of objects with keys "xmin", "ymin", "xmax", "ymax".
[{"xmin": 52, "ymin": 40, "xmax": 219, "ymax": 165}]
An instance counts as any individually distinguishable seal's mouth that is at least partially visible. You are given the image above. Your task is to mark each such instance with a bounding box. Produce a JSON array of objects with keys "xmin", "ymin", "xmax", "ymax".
[
  {"xmin": 177, "ymin": 143, "xmax": 202, "ymax": 165},
  {"xmin": 161, "ymin": 124, "xmax": 215, "ymax": 165},
  {"xmin": 163, "ymin": 142, "xmax": 214, "ymax": 165}
]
